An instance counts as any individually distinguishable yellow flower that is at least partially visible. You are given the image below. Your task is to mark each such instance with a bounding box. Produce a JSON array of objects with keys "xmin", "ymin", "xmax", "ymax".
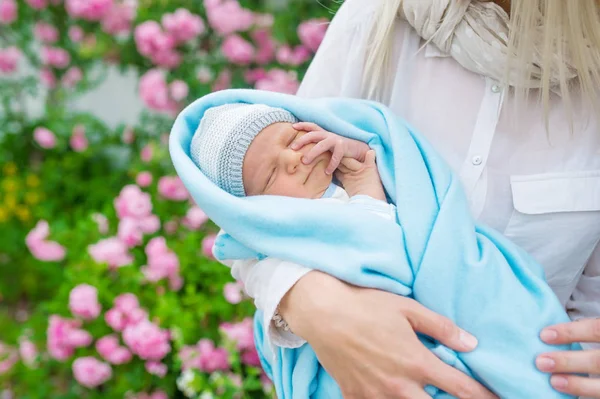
[
  {"xmin": 26, "ymin": 174, "xmax": 40, "ymax": 188},
  {"xmin": 2, "ymin": 162, "xmax": 17, "ymax": 176},
  {"xmin": 4, "ymin": 195, "xmax": 17, "ymax": 210},
  {"xmin": 15, "ymin": 206, "xmax": 30, "ymax": 222},
  {"xmin": 25, "ymin": 192, "xmax": 40, "ymax": 205},
  {"xmin": 0, "ymin": 207, "xmax": 9, "ymax": 223},
  {"xmin": 1, "ymin": 179, "xmax": 19, "ymax": 193}
]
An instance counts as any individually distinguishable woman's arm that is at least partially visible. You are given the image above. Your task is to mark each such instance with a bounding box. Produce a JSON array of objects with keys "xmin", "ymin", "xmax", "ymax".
[
  {"xmin": 536, "ymin": 242, "xmax": 600, "ymax": 398},
  {"xmin": 280, "ymin": 271, "xmax": 498, "ymax": 399}
]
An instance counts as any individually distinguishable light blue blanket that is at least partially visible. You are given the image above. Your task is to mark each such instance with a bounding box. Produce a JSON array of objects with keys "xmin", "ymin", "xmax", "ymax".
[{"xmin": 169, "ymin": 88, "xmax": 578, "ymax": 399}]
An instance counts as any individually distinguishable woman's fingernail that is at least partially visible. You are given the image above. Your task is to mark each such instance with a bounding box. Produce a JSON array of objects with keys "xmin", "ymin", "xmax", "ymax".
[
  {"xmin": 541, "ymin": 329, "xmax": 558, "ymax": 342},
  {"xmin": 536, "ymin": 356, "xmax": 556, "ymax": 371},
  {"xmin": 302, "ymin": 156, "xmax": 309, "ymax": 164},
  {"xmin": 459, "ymin": 330, "xmax": 478, "ymax": 349},
  {"xmin": 551, "ymin": 376, "xmax": 568, "ymax": 389}
]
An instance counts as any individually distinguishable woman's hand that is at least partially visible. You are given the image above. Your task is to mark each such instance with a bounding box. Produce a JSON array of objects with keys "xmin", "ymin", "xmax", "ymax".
[
  {"xmin": 537, "ymin": 319, "xmax": 600, "ymax": 398},
  {"xmin": 280, "ymin": 271, "xmax": 498, "ymax": 399},
  {"xmin": 291, "ymin": 122, "xmax": 371, "ymax": 175}
]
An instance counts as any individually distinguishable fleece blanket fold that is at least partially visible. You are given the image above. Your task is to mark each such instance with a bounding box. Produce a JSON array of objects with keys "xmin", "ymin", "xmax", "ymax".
[{"xmin": 169, "ymin": 88, "xmax": 577, "ymax": 399}]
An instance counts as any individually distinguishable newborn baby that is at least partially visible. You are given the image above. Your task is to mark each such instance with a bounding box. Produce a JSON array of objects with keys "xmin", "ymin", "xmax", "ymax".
[{"xmin": 190, "ymin": 103, "xmax": 396, "ymax": 335}]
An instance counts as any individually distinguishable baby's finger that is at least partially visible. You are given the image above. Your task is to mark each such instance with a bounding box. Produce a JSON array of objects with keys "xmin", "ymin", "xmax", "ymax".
[
  {"xmin": 365, "ymin": 150, "xmax": 377, "ymax": 165},
  {"xmin": 302, "ymin": 138, "xmax": 334, "ymax": 165},
  {"xmin": 292, "ymin": 121, "xmax": 325, "ymax": 132},
  {"xmin": 290, "ymin": 130, "xmax": 327, "ymax": 150},
  {"xmin": 326, "ymin": 144, "xmax": 344, "ymax": 175},
  {"xmin": 340, "ymin": 156, "xmax": 364, "ymax": 171}
]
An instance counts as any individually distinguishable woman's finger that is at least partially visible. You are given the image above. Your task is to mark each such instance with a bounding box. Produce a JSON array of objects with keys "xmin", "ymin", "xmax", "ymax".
[
  {"xmin": 549, "ymin": 374, "xmax": 600, "ymax": 398},
  {"xmin": 326, "ymin": 143, "xmax": 344, "ymax": 174},
  {"xmin": 422, "ymin": 351, "xmax": 498, "ymax": 399},
  {"xmin": 303, "ymin": 138, "xmax": 335, "ymax": 165},
  {"xmin": 400, "ymin": 300, "xmax": 478, "ymax": 352},
  {"xmin": 290, "ymin": 130, "xmax": 327, "ymax": 150},
  {"xmin": 536, "ymin": 350, "xmax": 600, "ymax": 374},
  {"xmin": 292, "ymin": 121, "xmax": 325, "ymax": 132},
  {"xmin": 541, "ymin": 318, "xmax": 600, "ymax": 344}
]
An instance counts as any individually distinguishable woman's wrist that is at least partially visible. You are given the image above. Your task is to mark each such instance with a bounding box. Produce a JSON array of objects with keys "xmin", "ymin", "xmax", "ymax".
[{"xmin": 278, "ymin": 270, "xmax": 345, "ymax": 340}]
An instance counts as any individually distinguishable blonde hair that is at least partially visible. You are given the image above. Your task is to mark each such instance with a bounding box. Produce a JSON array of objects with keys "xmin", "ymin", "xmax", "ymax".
[{"xmin": 363, "ymin": 0, "xmax": 600, "ymax": 123}]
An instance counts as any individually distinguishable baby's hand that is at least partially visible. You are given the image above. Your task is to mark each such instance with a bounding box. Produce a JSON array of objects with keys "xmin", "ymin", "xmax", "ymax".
[
  {"xmin": 335, "ymin": 150, "xmax": 386, "ymax": 201},
  {"xmin": 291, "ymin": 122, "xmax": 370, "ymax": 175}
]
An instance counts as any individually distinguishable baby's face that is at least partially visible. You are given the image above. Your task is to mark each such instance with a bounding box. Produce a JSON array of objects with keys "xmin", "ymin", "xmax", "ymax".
[{"xmin": 242, "ymin": 122, "xmax": 333, "ymax": 199}]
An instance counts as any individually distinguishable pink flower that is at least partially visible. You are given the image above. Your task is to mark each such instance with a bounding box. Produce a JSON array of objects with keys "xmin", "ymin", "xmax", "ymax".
[
  {"xmin": 65, "ymin": 0, "xmax": 114, "ymax": 21},
  {"xmin": 138, "ymin": 69, "xmax": 178, "ymax": 113},
  {"xmin": 25, "ymin": 220, "xmax": 66, "ymax": 262},
  {"xmin": 39, "ymin": 68, "xmax": 56, "ymax": 88},
  {"xmin": 255, "ymin": 69, "xmax": 299, "ymax": 94},
  {"xmin": 137, "ymin": 215, "xmax": 160, "ymax": 234},
  {"xmin": 244, "ymin": 68, "xmax": 267, "ymax": 85},
  {"xmin": 141, "ymin": 237, "xmax": 181, "ymax": 286},
  {"xmin": 62, "ymin": 66, "xmax": 83, "ymax": 88},
  {"xmin": 0, "ymin": 0, "xmax": 17, "ymax": 25},
  {"xmin": 182, "ymin": 206, "xmax": 208, "ymax": 230},
  {"xmin": 145, "ymin": 361, "xmax": 167, "ymax": 377},
  {"xmin": 101, "ymin": 1, "xmax": 135, "ymax": 35},
  {"xmin": 201, "ymin": 234, "xmax": 216, "ymax": 259},
  {"xmin": 25, "ymin": 0, "xmax": 48, "ymax": 9},
  {"xmin": 179, "ymin": 339, "xmax": 230, "ymax": 372},
  {"xmin": 105, "ymin": 293, "xmax": 147, "ymax": 332},
  {"xmin": 241, "ymin": 347, "xmax": 261, "ymax": 367},
  {"xmin": 196, "ymin": 66, "xmax": 213, "ymax": 83},
  {"xmin": 122, "ymin": 320, "xmax": 170, "ymax": 361},
  {"xmin": 252, "ymin": 29, "xmax": 275, "ymax": 65},
  {"xmin": 161, "ymin": 8, "xmax": 204, "ymax": 43},
  {"xmin": 96, "ymin": 335, "xmax": 132, "ymax": 365},
  {"xmin": 0, "ymin": 343, "xmax": 17, "ymax": 374},
  {"xmin": 88, "ymin": 237, "xmax": 134, "ymax": 268},
  {"xmin": 70, "ymin": 124, "xmax": 88, "ymax": 151},
  {"xmin": 47, "ymin": 315, "xmax": 93, "ymax": 360},
  {"xmin": 91, "ymin": 213, "xmax": 109, "ymax": 234},
  {"xmin": 33, "ymin": 127, "xmax": 56, "ymax": 149},
  {"xmin": 276, "ymin": 45, "xmax": 311, "ymax": 66},
  {"xmin": 134, "ymin": 21, "xmax": 181, "ymax": 68},
  {"xmin": 117, "ymin": 218, "xmax": 143, "ymax": 247},
  {"xmin": 136, "ymin": 171, "xmax": 152, "ymax": 187},
  {"xmin": 169, "ymin": 80, "xmax": 188, "ymax": 102},
  {"xmin": 122, "ymin": 126, "xmax": 135, "ymax": 144},
  {"xmin": 221, "ymin": 34, "xmax": 254, "ymax": 64},
  {"xmin": 72, "ymin": 357, "xmax": 112, "ymax": 388},
  {"xmin": 114, "ymin": 185, "xmax": 153, "ymax": 219},
  {"xmin": 41, "ymin": 46, "xmax": 71, "ymax": 69},
  {"xmin": 68, "ymin": 26, "xmax": 84, "ymax": 42},
  {"xmin": 19, "ymin": 339, "xmax": 37, "ymax": 366},
  {"xmin": 297, "ymin": 18, "xmax": 328, "ymax": 52},
  {"xmin": 69, "ymin": 284, "xmax": 102, "ymax": 320},
  {"xmin": 163, "ymin": 220, "xmax": 178, "ymax": 235},
  {"xmin": 0, "ymin": 46, "xmax": 20, "ymax": 74},
  {"xmin": 212, "ymin": 69, "xmax": 231, "ymax": 92},
  {"xmin": 140, "ymin": 143, "xmax": 153, "ymax": 162},
  {"xmin": 223, "ymin": 281, "xmax": 243, "ymax": 304},
  {"xmin": 157, "ymin": 176, "xmax": 188, "ymax": 201},
  {"xmin": 205, "ymin": 0, "xmax": 254, "ymax": 35},
  {"xmin": 34, "ymin": 22, "xmax": 59, "ymax": 43},
  {"xmin": 220, "ymin": 318, "xmax": 254, "ymax": 351}
]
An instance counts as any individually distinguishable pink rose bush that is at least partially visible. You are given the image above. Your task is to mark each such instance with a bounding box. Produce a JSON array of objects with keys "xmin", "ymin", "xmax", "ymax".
[{"xmin": 6, "ymin": 1, "xmax": 332, "ymax": 396}]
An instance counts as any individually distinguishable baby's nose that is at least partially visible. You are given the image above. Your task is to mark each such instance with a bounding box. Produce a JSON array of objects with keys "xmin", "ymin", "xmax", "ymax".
[{"xmin": 280, "ymin": 148, "xmax": 302, "ymax": 174}]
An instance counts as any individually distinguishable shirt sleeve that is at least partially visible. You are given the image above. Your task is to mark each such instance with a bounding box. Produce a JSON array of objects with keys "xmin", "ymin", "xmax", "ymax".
[
  {"xmin": 566, "ymin": 240, "xmax": 600, "ymax": 350},
  {"xmin": 349, "ymin": 195, "xmax": 397, "ymax": 221},
  {"xmin": 216, "ymin": 230, "xmax": 312, "ymax": 348}
]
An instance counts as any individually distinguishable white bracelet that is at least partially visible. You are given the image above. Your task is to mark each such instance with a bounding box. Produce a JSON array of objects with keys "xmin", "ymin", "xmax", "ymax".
[{"xmin": 272, "ymin": 307, "xmax": 291, "ymax": 332}]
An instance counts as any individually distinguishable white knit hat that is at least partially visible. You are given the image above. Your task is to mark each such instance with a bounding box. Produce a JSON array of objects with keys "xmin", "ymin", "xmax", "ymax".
[{"xmin": 190, "ymin": 103, "xmax": 298, "ymax": 197}]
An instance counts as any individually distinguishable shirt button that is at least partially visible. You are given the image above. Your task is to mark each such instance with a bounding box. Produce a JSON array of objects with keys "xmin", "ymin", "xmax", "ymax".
[
  {"xmin": 491, "ymin": 84, "xmax": 501, "ymax": 93},
  {"xmin": 472, "ymin": 155, "xmax": 483, "ymax": 165}
]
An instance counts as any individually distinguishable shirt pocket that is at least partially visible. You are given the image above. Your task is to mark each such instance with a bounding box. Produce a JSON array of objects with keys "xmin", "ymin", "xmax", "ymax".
[{"xmin": 503, "ymin": 170, "xmax": 600, "ymax": 290}]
